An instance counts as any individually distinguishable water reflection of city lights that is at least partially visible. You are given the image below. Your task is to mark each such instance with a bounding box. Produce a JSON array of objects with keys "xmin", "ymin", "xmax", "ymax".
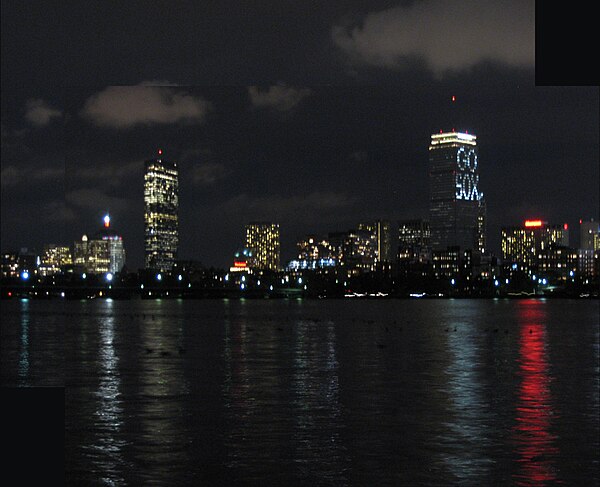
[
  {"xmin": 513, "ymin": 301, "xmax": 559, "ymax": 486},
  {"xmin": 18, "ymin": 298, "xmax": 30, "ymax": 385}
]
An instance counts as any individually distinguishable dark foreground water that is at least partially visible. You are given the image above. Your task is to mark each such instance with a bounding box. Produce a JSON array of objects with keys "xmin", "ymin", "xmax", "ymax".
[{"xmin": 1, "ymin": 298, "xmax": 598, "ymax": 485}]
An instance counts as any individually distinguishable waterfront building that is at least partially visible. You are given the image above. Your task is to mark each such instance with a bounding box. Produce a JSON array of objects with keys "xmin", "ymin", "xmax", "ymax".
[
  {"xmin": 229, "ymin": 248, "xmax": 253, "ymax": 273},
  {"xmin": 398, "ymin": 219, "xmax": 430, "ymax": 262},
  {"xmin": 327, "ymin": 232, "xmax": 348, "ymax": 264},
  {"xmin": 74, "ymin": 214, "xmax": 126, "ymax": 275},
  {"xmin": 358, "ymin": 220, "xmax": 394, "ymax": 264},
  {"xmin": 431, "ymin": 246, "xmax": 461, "ymax": 279},
  {"xmin": 297, "ymin": 235, "xmax": 333, "ymax": 261},
  {"xmin": 144, "ymin": 150, "xmax": 179, "ymax": 271},
  {"xmin": 1, "ymin": 251, "xmax": 20, "ymax": 279},
  {"xmin": 577, "ymin": 219, "xmax": 599, "ymax": 278},
  {"xmin": 245, "ymin": 222, "xmax": 280, "ymax": 272},
  {"xmin": 428, "ymin": 131, "xmax": 483, "ymax": 251},
  {"xmin": 578, "ymin": 249, "xmax": 599, "ymax": 279},
  {"xmin": 580, "ymin": 219, "xmax": 600, "ymax": 250},
  {"xmin": 39, "ymin": 244, "xmax": 72, "ymax": 276},
  {"xmin": 342, "ymin": 229, "xmax": 377, "ymax": 272},
  {"xmin": 13, "ymin": 248, "xmax": 40, "ymax": 278},
  {"xmin": 477, "ymin": 196, "xmax": 487, "ymax": 254},
  {"xmin": 288, "ymin": 235, "xmax": 337, "ymax": 270},
  {"xmin": 501, "ymin": 219, "xmax": 570, "ymax": 272},
  {"xmin": 538, "ymin": 245, "xmax": 578, "ymax": 284}
]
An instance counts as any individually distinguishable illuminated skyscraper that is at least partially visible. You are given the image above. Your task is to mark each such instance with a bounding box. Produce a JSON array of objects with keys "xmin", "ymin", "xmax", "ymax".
[
  {"xmin": 144, "ymin": 150, "xmax": 179, "ymax": 271},
  {"xmin": 245, "ymin": 222, "xmax": 280, "ymax": 272},
  {"xmin": 429, "ymin": 132, "xmax": 483, "ymax": 251}
]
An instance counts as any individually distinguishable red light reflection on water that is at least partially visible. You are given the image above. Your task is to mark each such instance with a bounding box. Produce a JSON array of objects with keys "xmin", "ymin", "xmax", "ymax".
[{"xmin": 513, "ymin": 301, "xmax": 559, "ymax": 485}]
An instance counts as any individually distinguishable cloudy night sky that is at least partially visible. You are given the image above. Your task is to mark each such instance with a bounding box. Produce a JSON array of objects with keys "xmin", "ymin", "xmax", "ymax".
[{"xmin": 1, "ymin": 1, "xmax": 598, "ymax": 270}]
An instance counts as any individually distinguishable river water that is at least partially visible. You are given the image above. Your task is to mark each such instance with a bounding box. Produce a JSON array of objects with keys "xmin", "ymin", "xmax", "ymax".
[{"xmin": 1, "ymin": 298, "xmax": 598, "ymax": 485}]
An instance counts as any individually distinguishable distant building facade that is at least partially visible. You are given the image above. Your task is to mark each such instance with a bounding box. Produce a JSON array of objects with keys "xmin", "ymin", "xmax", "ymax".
[
  {"xmin": 1, "ymin": 251, "xmax": 20, "ymax": 279},
  {"xmin": 39, "ymin": 244, "xmax": 72, "ymax": 276},
  {"xmin": 358, "ymin": 220, "xmax": 393, "ymax": 264},
  {"xmin": 501, "ymin": 220, "xmax": 570, "ymax": 273},
  {"xmin": 144, "ymin": 151, "xmax": 179, "ymax": 271},
  {"xmin": 398, "ymin": 219, "xmax": 430, "ymax": 262},
  {"xmin": 229, "ymin": 248, "xmax": 253, "ymax": 273},
  {"xmin": 74, "ymin": 215, "xmax": 126, "ymax": 275},
  {"xmin": 477, "ymin": 196, "xmax": 487, "ymax": 254},
  {"xmin": 580, "ymin": 219, "xmax": 600, "ymax": 250},
  {"xmin": 287, "ymin": 235, "xmax": 337, "ymax": 270},
  {"xmin": 245, "ymin": 222, "xmax": 280, "ymax": 272},
  {"xmin": 578, "ymin": 219, "xmax": 600, "ymax": 278},
  {"xmin": 342, "ymin": 228, "xmax": 377, "ymax": 271}
]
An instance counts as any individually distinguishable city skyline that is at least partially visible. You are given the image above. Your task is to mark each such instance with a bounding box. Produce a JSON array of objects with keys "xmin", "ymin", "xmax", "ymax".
[
  {"xmin": 2, "ymin": 117, "xmax": 599, "ymax": 271},
  {"xmin": 1, "ymin": 2, "xmax": 598, "ymax": 270},
  {"xmin": 2, "ymin": 4, "xmax": 599, "ymax": 486}
]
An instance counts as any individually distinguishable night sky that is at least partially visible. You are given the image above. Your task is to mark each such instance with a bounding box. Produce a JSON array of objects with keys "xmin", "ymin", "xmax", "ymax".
[{"xmin": 1, "ymin": 1, "xmax": 598, "ymax": 270}]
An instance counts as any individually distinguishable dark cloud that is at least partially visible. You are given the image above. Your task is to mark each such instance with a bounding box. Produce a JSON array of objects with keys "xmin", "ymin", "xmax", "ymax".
[
  {"xmin": 43, "ymin": 200, "xmax": 77, "ymax": 224},
  {"xmin": 24, "ymin": 98, "xmax": 62, "ymax": 126},
  {"xmin": 218, "ymin": 191, "xmax": 354, "ymax": 221},
  {"xmin": 69, "ymin": 159, "xmax": 141, "ymax": 189},
  {"xmin": 333, "ymin": 0, "xmax": 534, "ymax": 77},
  {"xmin": 192, "ymin": 162, "xmax": 230, "ymax": 186},
  {"xmin": 0, "ymin": 165, "xmax": 20, "ymax": 188},
  {"xmin": 248, "ymin": 83, "xmax": 312, "ymax": 111},
  {"xmin": 1, "ymin": 163, "xmax": 63, "ymax": 189},
  {"xmin": 66, "ymin": 188, "xmax": 130, "ymax": 213},
  {"xmin": 81, "ymin": 82, "xmax": 212, "ymax": 128},
  {"xmin": 349, "ymin": 150, "xmax": 369, "ymax": 164}
]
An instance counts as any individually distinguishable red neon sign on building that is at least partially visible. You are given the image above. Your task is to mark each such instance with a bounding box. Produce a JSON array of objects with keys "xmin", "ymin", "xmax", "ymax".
[{"xmin": 524, "ymin": 220, "xmax": 543, "ymax": 228}]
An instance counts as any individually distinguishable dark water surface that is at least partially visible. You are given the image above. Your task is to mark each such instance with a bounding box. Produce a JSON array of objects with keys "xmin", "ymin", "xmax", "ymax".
[{"xmin": 2, "ymin": 298, "xmax": 598, "ymax": 485}]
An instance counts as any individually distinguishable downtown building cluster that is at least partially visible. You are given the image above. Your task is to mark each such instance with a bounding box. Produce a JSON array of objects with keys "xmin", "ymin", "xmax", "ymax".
[{"xmin": 2, "ymin": 132, "xmax": 599, "ymax": 299}]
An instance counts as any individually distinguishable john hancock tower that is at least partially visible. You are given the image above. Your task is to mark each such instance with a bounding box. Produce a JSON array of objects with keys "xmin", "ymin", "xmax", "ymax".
[
  {"xmin": 144, "ymin": 149, "xmax": 179, "ymax": 271},
  {"xmin": 429, "ymin": 131, "xmax": 485, "ymax": 252}
]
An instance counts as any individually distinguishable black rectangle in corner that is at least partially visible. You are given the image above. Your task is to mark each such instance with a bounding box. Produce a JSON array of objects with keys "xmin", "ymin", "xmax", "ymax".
[
  {"xmin": 1, "ymin": 387, "xmax": 65, "ymax": 483},
  {"xmin": 535, "ymin": 3, "xmax": 599, "ymax": 86}
]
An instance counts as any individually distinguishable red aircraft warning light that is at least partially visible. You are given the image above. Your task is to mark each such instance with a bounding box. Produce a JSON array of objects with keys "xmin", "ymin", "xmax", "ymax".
[{"xmin": 524, "ymin": 220, "xmax": 543, "ymax": 228}]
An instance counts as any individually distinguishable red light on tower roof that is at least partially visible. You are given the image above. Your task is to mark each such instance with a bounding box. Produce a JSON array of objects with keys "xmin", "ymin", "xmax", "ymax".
[
  {"xmin": 524, "ymin": 220, "xmax": 543, "ymax": 228},
  {"xmin": 158, "ymin": 148, "xmax": 162, "ymax": 156},
  {"xmin": 452, "ymin": 95, "xmax": 456, "ymax": 102},
  {"xmin": 564, "ymin": 223, "xmax": 568, "ymax": 230}
]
